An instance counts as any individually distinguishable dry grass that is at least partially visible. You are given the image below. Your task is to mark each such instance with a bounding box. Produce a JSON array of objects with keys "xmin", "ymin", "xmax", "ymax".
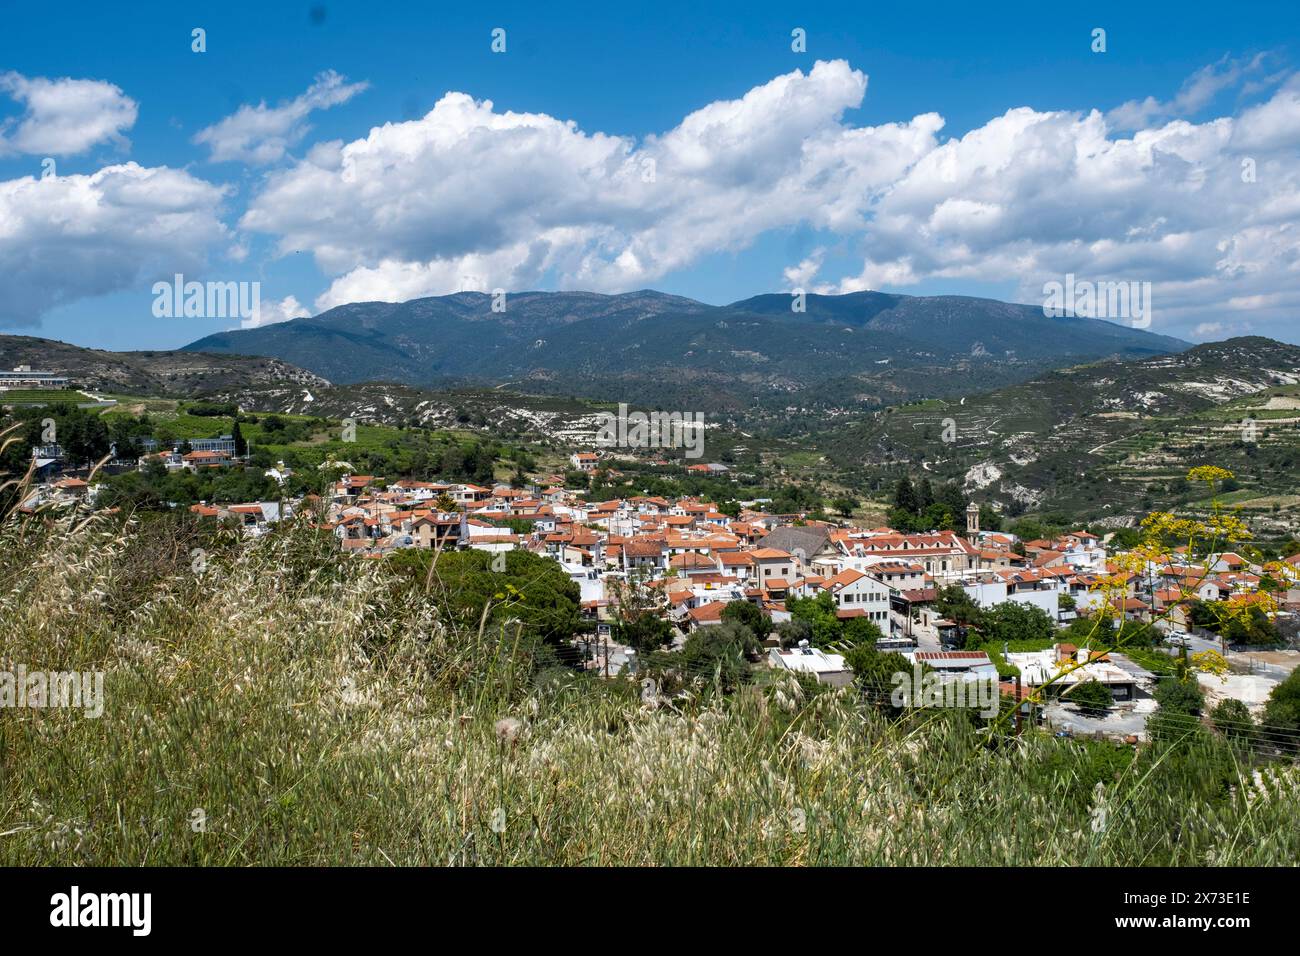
[{"xmin": 1, "ymin": 511, "xmax": 1297, "ymax": 866}]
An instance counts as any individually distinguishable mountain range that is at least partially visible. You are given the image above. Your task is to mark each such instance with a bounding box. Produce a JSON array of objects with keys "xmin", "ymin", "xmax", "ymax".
[
  {"xmin": 182, "ymin": 290, "xmax": 1189, "ymax": 420},
  {"xmin": 5, "ymin": 319, "xmax": 1296, "ymax": 529}
]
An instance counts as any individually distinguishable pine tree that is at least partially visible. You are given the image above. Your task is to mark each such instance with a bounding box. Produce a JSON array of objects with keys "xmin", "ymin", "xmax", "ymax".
[{"xmin": 893, "ymin": 476, "xmax": 919, "ymax": 514}]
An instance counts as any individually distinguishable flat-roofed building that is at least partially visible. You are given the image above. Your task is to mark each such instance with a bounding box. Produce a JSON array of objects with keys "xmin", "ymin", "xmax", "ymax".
[
  {"xmin": 768, "ymin": 641, "xmax": 852, "ymax": 686},
  {"xmin": 0, "ymin": 365, "xmax": 70, "ymax": 389}
]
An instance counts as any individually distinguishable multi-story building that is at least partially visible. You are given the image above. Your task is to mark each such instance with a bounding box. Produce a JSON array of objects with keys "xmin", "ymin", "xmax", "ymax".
[{"xmin": 0, "ymin": 365, "xmax": 70, "ymax": 389}]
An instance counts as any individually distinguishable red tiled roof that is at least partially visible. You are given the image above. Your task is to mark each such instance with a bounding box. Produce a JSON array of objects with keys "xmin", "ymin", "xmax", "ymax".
[{"xmin": 687, "ymin": 601, "xmax": 728, "ymax": 624}]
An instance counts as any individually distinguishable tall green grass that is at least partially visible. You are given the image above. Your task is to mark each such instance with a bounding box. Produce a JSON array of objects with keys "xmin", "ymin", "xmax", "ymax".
[{"xmin": 1, "ymin": 512, "xmax": 1296, "ymax": 866}]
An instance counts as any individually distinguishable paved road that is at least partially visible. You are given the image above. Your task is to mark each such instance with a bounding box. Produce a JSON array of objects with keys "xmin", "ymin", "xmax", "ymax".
[{"xmin": 908, "ymin": 620, "xmax": 943, "ymax": 652}]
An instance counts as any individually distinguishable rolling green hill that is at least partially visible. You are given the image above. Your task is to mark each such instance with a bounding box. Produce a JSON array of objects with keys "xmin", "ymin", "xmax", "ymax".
[
  {"xmin": 0, "ymin": 334, "xmax": 328, "ymax": 396},
  {"xmin": 817, "ymin": 337, "xmax": 1300, "ymax": 527}
]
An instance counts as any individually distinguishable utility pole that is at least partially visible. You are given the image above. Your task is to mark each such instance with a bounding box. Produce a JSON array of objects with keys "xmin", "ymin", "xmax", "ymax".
[{"xmin": 1014, "ymin": 673, "xmax": 1023, "ymax": 736}]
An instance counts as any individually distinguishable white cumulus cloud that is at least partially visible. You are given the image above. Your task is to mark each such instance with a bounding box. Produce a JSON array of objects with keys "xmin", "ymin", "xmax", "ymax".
[
  {"xmin": 194, "ymin": 70, "xmax": 368, "ymax": 165},
  {"xmin": 0, "ymin": 72, "xmax": 137, "ymax": 156},
  {"xmin": 8, "ymin": 57, "xmax": 1300, "ymax": 343},
  {"xmin": 242, "ymin": 294, "xmax": 311, "ymax": 329},
  {"xmin": 239, "ymin": 60, "xmax": 941, "ymax": 310},
  {"xmin": 0, "ymin": 164, "xmax": 230, "ymax": 326},
  {"xmin": 1106, "ymin": 55, "xmax": 1272, "ymax": 130},
  {"xmin": 830, "ymin": 78, "xmax": 1300, "ymax": 341}
]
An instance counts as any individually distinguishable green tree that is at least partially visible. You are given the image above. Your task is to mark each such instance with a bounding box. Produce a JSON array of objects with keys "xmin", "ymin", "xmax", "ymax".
[
  {"xmin": 1210, "ymin": 698, "xmax": 1255, "ymax": 743},
  {"xmin": 1220, "ymin": 605, "xmax": 1279, "ymax": 647},
  {"xmin": 1063, "ymin": 613, "xmax": 1114, "ymax": 643},
  {"xmin": 841, "ymin": 615, "xmax": 885, "ymax": 647},
  {"xmin": 1147, "ymin": 675, "xmax": 1208, "ymax": 744},
  {"xmin": 94, "ymin": 471, "xmax": 166, "ymax": 510},
  {"xmin": 720, "ymin": 600, "xmax": 772, "ymax": 643},
  {"xmin": 785, "ymin": 591, "xmax": 842, "ymax": 647},
  {"xmin": 844, "ymin": 644, "xmax": 920, "ymax": 714},
  {"xmin": 617, "ymin": 612, "xmax": 675, "ymax": 657},
  {"xmin": 936, "ymin": 481, "xmax": 965, "ymax": 518},
  {"xmin": 1154, "ymin": 676, "xmax": 1205, "ymax": 716},
  {"xmin": 1262, "ymin": 668, "xmax": 1300, "ymax": 742},
  {"xmin": 978, "ymin": 503, "xmax": 1003, "ymax": 532},
  {"xmin": 38, "ymin": 404, "xmax": 110, "ymax": 466},
  {"xmin": 1066, "ymin": 680, "xmax": 1113, "ymax": 714},
  {"xmin": 893, "ymin": 476, "xmax": 919, "ymax": 515},
  {"xmin": 981, "ymin": 601, "xmax": 1054, "ymax": 646},
  {"xmin": 831, "ymin": 495, "xmax": 857, "ymax": 517},
  {"xmin": 387, "ymin": 548, "xmax": 582, "ymax": 648},
  {"xmin": 934, "ymin": 584, "xmax": 983, "ymax": 627},
  {"xmin": 680, "ymin": 623, "xmax": 754, "ymax": 692},
  {"xmin": 108, "ymin": 417, "xmax": 142, "ymax": 462},
  {"xmin": 916, "ymin": 477, "xmax": 934, "ymax": 511},
  {"xmin": 774, "ymin": 617, "xmax": 812, "ymax": 649}
]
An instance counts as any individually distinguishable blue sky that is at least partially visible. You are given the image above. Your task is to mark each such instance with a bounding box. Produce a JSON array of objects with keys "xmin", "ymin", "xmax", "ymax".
[{"xmin": 1, "ymin": 0, "xmax": 1297, "ymax": 350}]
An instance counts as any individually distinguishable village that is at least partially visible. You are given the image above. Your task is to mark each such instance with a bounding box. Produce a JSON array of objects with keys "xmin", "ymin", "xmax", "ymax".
[
  {"xmin": 9, "ymin": 366, "xmax": 1300, "ymax": 744},
  {"xmin": 107, "ymin": 447, "xmax": 1300, "ymax": 741}
]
